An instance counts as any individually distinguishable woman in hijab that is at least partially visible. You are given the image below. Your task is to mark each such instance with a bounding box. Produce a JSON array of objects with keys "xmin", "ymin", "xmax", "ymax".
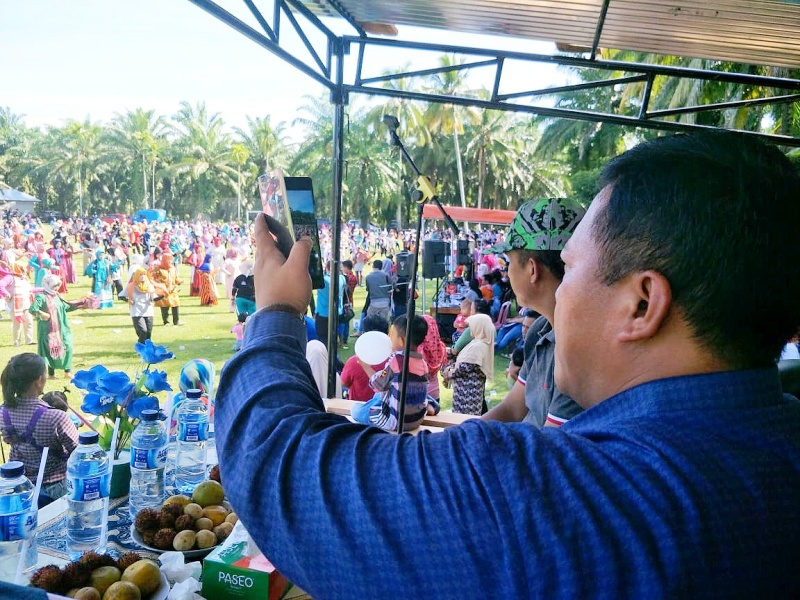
[
  {"xmin": 129, "ymin": 266, "xmax": 158, "ymax": 343},
  {"xmin": 421, "ymin": 314, "xmax": 447, "ymax": 411},
  {"xmin": 306, "ymin": 340, "xmax": 342, "ymax": 399},
  {"xmin": 87, "ymin": 249, "xmax": 114, "ymax": 308},
  {"xmin": 445, "ymin": 313, "xmax": 495, "ymax": 415},
  {"xmin": 150, "ymin": 251, "xmax": 182, "ymax": 326},
  {"xmin": 29, "ymin": 274, "xmax": 84, "ymax": 379},
  {"xmin": 198, "ymin": 253, "xmax": 218, "ymax": 306}
]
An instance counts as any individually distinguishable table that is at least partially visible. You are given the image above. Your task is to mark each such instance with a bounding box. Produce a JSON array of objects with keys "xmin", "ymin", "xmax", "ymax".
[
  {"xmin": 326, "ymin": 399, "xmax": 476, "ymax": 429},
  {"xmin": 32, "ymin": 495, "xmax": 310, "ymax": 599},
  {"xmin": 428, "ymin": 306, "xmax": 461, "ymax": 315},
  {"xmin": 35, "ymin": 495, "xmax": 159, "ymax": 567},
  {"xmin": 428, "ymin": 305, "xmax": 461, "ymax": 341}
]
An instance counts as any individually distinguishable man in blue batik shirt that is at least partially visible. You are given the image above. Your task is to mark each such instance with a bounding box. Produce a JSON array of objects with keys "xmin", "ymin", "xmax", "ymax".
[{"xmin": 216, "ymin": 131, "xmax": 800, "ymax": 599}]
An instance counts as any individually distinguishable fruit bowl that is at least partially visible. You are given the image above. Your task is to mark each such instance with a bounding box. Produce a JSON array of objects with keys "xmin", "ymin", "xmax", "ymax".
[
  {"xmin": 130, "ymin": 486, "xmax": 235, "ymax": 557},
  {"xmin": 131, "ymin": 528, "xmax": 217, "ymax": 559}
]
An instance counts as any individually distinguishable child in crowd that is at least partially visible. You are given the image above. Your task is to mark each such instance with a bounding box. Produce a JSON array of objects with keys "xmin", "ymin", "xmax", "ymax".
[
  {"xmin": 10, "ymin": 263, "xmax": 34, "ymax": 346},
  {"xmin": 232, "ymin": 312, "xmax": 247, "ymax": 351},
  {"xmin": 351, "ymin": 314, "xmax": 430, "ymax": 432},
  {"xmin": 451, "ymin": 298, "xmax": 472, "ymax": 344},
  {"xmin": 341, "ymin": 316, "xmax": 389, "ymax": 401},
  {"xmin": 506, "ymin": 347, "xmax": 525, "ymax": 388},
  {"xmin": 444, "ymin": 313, "xmax": 495, "ymax": 415}
]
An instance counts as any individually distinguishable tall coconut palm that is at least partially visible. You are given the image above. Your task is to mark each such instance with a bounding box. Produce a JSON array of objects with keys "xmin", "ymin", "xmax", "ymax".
[
  {"xmin": 230, "ymin": 142, "xmax": 249, "ymax": 221},
  {"xmin": 365, "ymin": 64, "xmax": 433, "ymax": 228},
  {"xmin": 423, "ymin": 55, "xmax": 483, "ymax": 209},
  {"xmin": 40, "ymin": 118, "xmax": 103, "ymax": 216},
  {"xmin": 168, "ymin": 101, "xmax": 238, "ymax": 217},
  {"xmin": 233, "ymin": 115, "xmax": 290, "ymax": 175},
  {"xmin": 289, "ymin": 95, "xmax": 335, "ymax": 217},
  {"xmin": 106, "ymin": 108, "xmax": 169, "ymax": 210}
]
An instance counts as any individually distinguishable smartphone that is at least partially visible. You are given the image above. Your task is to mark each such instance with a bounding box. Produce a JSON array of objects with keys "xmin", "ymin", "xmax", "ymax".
[{"xmin": 283, "ymin": 176, "xmax": 325, "ymax": 289}]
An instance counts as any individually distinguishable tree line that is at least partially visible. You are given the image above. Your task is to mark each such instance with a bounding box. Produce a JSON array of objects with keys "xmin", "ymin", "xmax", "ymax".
[{"xmin": 1, "ymin": 53, "xmax": 797, "ymax": 225}]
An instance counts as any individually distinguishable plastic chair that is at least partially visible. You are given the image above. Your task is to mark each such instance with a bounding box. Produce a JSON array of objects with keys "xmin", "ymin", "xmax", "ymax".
[{"xmin": 494, "ymin": 301, "xmax": 511, "ymax": 330}]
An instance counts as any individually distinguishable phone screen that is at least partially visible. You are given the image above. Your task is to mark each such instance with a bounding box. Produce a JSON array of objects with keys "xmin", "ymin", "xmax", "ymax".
[{"xmin": 284, "ymin": 176, "xmax": 325, "ymax": 289}]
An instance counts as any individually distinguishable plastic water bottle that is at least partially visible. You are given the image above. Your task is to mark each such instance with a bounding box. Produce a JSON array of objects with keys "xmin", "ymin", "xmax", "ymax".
[
  {"xmin": 174, "ymin": 389, "xmax": 207, "ymax": 495},
  {"xmin": 129, "ymin": 409, "xmax": 167, "ymax": 517},
  {"xmin": 0, "ymin": 461, "xmax": 37, "ymax": 579},
  {"xmin": 66, "ymin": 431, "xmax": 110, "ymax": 560}
]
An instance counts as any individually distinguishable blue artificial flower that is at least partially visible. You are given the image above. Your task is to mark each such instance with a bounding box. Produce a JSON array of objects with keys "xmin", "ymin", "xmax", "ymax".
[
  {"xmin": 96, "ymin": 371, "xmax": 133, "ymax": 398},
  {"xmin": 135, "ymin": 340, "xmax": 175, "ymax": 365},
  {"xmin": 71, "ymin": 365, "xmax": 109, "ymax": 391},
  {"xmin": 144, "ymin": 369, "xmax": 172, "ymax": 393},
  {"xmin": 81, "ymin": 392, "xmax": 117, "ymax": 416},
  {"xmin": 127, "ymin": 395, "xmax": 159, "ymax": 419}
]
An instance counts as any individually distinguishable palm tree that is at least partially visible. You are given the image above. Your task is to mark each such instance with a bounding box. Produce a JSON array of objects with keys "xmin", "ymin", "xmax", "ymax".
[
  {"xmin": 106, "ymin": 108, "xmax": 169, "ymax": 210},
  {"xmin": 233, "ymin": 115, "xmax": 290, "ymax": 175},
  {"xmin": 230, "ymin": 142, "xmax": 249, "ymax": 220},
  {"xmin": 167, "ymin": 102, "xmax": 238, "ymax": 217},
  {"xmin": 365, "ymin": 64, "xmax": 432, "ymax": 228},
  {"xmin": 289, "ymin": 95, "xmax": 335, "ymax": 216},
  {"xmin": 423, "ymin": 55, "xmax": 483, "ymax": 209},
  {"xmin": 41, "ymin": 118, "xmax": 103, "ymax": 216}
]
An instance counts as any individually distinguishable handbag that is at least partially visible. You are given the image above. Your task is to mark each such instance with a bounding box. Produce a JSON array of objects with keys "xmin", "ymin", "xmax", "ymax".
[{"xmin": 341, "ymin": 303, "xmax": 355, "ymax": 322}]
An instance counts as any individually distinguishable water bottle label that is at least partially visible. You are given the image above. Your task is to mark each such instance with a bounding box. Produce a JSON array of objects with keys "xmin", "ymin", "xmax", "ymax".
[
  {"xmin": 0, "ymin": 510, "xmax": 37, "ymax": 542},
  {"xmin": 178, "ymin": 422, "xmax": 208, "ymax": 442},
  {"xmin": 67, "ymin": 474, "xmax": 110, "ymax": 501},
  {"xmin": 131, "ymin": 446, "xmax": 168, "ymax": 470}
]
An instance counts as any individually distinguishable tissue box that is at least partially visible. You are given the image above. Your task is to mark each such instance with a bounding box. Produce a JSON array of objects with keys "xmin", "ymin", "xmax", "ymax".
[{"xmin": 202, "ymin": 534, "xmax": 290, "ymax": 600}]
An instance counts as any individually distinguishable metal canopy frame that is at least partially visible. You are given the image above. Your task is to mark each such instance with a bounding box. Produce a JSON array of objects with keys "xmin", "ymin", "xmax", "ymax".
[
  {"xmin": 188, "ymin": 0, "xmax": 800, "ymax": 147},
  {"xmin": 186, "ymin": 0, "xmax": 800, "ymax": 394}
]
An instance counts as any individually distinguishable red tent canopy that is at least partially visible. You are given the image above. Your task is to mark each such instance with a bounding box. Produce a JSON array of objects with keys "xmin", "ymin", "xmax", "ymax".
[{"xmin": 422, "ymin": 204, "xmax": 515, "ymax": 226}]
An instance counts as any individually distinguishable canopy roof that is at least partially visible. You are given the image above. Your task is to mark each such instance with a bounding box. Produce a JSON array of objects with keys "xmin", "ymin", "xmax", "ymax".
[
  {"xmin": 188, "ymin": 0, "xmax": 800, "ymax": 146},
  {"xmin": 301, "ymin": 0, "xmax": 800, "ymax": 69}
]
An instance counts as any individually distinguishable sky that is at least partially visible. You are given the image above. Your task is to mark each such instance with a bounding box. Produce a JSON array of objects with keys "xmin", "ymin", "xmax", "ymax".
[{"xmin": 1, "ymin": 0, "xmax": 562, "ymax": 142}]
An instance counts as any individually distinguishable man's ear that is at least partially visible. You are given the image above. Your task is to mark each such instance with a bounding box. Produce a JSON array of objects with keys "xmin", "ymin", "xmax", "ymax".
[
  {"xmin": 527, "ymin": 256, "xmax": 540, "ymax": 285},
  {"xmin": 618, "ymin": 270, "xmax": 672, "ymax": 342}
]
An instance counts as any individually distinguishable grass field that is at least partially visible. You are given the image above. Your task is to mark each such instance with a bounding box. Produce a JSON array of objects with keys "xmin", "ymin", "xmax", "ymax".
[{"xmin": 0, "ymin": 258, "xmax": 513, "ymax": 456}]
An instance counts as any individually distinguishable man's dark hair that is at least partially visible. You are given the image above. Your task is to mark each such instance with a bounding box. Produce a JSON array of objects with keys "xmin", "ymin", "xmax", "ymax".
[
  {"xmin": 514, "ymin": 250, "xmax": 565, "ymax": 281},
  {"xmin": 372, "ymin": 260, "xmax": 383, "ymax": 270},
  {"xmin": 342, "ymin": 260, "xmax": 354, "ymax": 270},
  {"xmin": 474, "ymin": 299, "xmax": 491, "ymax": 316},
  {"xmin": 511, "ymin": 347, "xmax": 525, "ymax": 368},
  {"xmin": 595, "ymin": 131, "xmax": 800, "ymax": 369},
  {"xmin": 392, "ymin": 314, "xmax": 428, "ymax": 347},
  {"xmin": 362, "ymin": 315, "xmax": 390, "ymax": 334}
]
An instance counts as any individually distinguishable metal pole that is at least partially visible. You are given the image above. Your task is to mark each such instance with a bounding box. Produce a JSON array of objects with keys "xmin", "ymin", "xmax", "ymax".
[{"xmin": 327, "ymin": 39, "xmax": 346, "ymax": 397}]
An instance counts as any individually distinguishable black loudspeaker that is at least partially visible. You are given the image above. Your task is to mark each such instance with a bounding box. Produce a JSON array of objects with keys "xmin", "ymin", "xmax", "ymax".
[
  {"xmin": 456, "ymin": 240, "xmax": 474, "ymax": 265},
  {"xmin": 396, "ymin": 251, "xmax": 412, "ymax": 279},
  {"xmin": 423, "ymin": 240, "xmax": 449, "ymax": 279}
]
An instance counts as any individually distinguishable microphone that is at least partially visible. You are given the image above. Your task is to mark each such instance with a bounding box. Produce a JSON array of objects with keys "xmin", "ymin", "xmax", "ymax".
[{"xmin": 382, "ymin": 115, "xmax": 400, "ymax": 131}]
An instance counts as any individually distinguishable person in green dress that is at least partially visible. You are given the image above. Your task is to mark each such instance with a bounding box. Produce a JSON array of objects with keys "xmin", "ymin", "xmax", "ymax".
[{"xmin": 29, "ymin": 274, "xmax": 84, "ymax": 379}]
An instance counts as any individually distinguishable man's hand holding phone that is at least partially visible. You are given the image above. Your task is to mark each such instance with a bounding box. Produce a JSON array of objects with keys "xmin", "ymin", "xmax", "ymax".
[{"xmin": 254, "ymin": 213, "xmax": 313, "ymax": 317}]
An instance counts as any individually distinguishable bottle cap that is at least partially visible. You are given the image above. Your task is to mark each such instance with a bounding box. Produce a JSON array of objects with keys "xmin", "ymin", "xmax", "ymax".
[
  {"xmin": 141, "ymin": 409, "xmax": 159, "ymax": 421},
  {"xmin": 0, "ymin": 461, "xmax": 25, "ymax": 478},
  {"xmin": 79, "ymin": 431, "xmax": 100, "ymax": 445},
  {"xmin": 186, "ymin": 389, "xmax": 202, "ymax": 399}
]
